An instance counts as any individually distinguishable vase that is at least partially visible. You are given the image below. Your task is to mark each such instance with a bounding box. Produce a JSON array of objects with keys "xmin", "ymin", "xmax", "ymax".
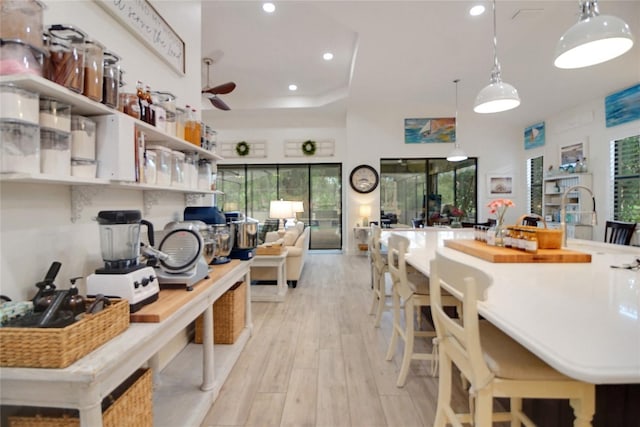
[
  {"xmin": 494, "ymin": 221, "xmax": 506, "ymax": 247},
  {"xmin": 450, "ymin": 219, "xmax": 462, "ymax": 228}
]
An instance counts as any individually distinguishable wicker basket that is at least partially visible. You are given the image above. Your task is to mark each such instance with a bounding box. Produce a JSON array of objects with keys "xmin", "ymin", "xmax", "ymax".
[
  {"xmin": 8, "ymin": 368, "xmax": 152, "ymax": 427},
  {"xmin": 0, "ymin": 299, "xmax": 129, "ymax": 368},
  {"xmin": 513, "ymin": 215, "xmax": 562, "ymax": 249},
  {"xmin": 195, "ymin": 281, "xmax": 246, "ymax": 344}
]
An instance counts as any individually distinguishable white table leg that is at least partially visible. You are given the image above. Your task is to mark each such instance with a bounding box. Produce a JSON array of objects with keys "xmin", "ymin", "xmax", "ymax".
[
  {"xmin": 79, "ymin": 402, "xmax": 103, "ymax": 427},
  {"xmin": 201, "ymin": 305, "xmax": 215, "ymax": 391}
]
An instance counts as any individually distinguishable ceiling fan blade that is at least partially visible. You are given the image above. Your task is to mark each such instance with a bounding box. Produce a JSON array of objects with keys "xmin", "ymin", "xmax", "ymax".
[
  {"xmin": 210, "ymin": 96, "xmax": 231, "ymax": 111},
  {"xmin": 202, "ymin": 82, "xmax": 236, "ymax": 95}
]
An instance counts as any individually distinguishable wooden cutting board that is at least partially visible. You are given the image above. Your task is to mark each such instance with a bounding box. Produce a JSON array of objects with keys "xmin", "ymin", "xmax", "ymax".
[
  {"xmin": 130, "ymin": 260, "xmax": 241, "ymax": 323},
  {"xmin": 444, "ymin": 239, "xmax": 592, "ymax": 263}
]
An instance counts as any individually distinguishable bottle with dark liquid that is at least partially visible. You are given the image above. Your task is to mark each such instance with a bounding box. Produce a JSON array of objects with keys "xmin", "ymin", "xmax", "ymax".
[{"xmin": 136, "ymin": 80, "xmax": 147, "ymax": 123}]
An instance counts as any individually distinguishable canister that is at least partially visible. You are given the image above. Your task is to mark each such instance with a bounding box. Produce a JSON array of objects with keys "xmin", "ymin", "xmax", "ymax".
[
  {"xmin": 143, "ymin": 150, "xmax": 157, "ymax": 185},
  {"xmin": 71, "ymin": 158, "xmax": 96, "ymax": 178},
  {"xmin": 40, "ymin": 128, "xmax": 70, "ymax": 176},
  {"xmin": 175, "ymin": 107, "xmax": 186, "ymax": 140},
  {"xmin": 70, "ymin": 115, "xmax": 96, "ymax": 160},
  {"xmin": 146, "ymin": 145, "xmax": 172, "ymax": 186},
  {"xmin": 152, "ymin": 91, "xmax": 176, "ymax": 136},
  {"xmin": 184, "ymin": 151, "xmax": 198, "ymax": 189},
  {"xmin": 0, "ymin": 39, "xmax": 45, "ymax": 76},
  {"xmin": 0, "ymin": 0, "xmax": 45, "ymax": 49},
  {"xmin": 39, "ymin": 97, "xmax": 71, "ymax": 132},
  {"xmin": 0, "ymin": 119, "xmax": 40, "ymax": 174},
  {"xmin": 171, "ymin": 150, "xmax": 185, "ymax": 187},
  {"xmin": 102, "ymin": 50, "xmax": 120, "ymax": 109},
  {"xmin": 198, "ymin": 159, "xmax": 212, "ymax": 191},
  {"xmin": 0, "ymin": 84, "xmax": 39, "ymax": 124},
  {"xmin": 118, "ymin": 92, "xmax": 140, "ymax": 119},
  {"xmin": 82, "ymin": 39, "xmax": 104, "ymax": 102},
  {"xmin": 44, "ymin": 25, "xmax": 86, "ymax": 93}
]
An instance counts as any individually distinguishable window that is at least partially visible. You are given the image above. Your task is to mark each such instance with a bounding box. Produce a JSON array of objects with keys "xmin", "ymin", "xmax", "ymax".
[
  {"xmin": 610, "ymin": 135, "xmax": 640, "ymax": 222},
  {"xmin": 380, "ymin": 158, "xmax": 477, "ymax": 227},
  {"xmin": 527, "ymin": 156, "xmax": 543, "ymax": 216},
  {"xmin": 216, "ymin": 163, "xmax": 342, "ymax": 250}
]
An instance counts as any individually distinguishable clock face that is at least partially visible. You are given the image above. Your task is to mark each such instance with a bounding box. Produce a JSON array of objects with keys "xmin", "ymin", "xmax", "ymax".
[{"xmin": 349, "ymin": 165, "xmax": 379, "ymax": 194}]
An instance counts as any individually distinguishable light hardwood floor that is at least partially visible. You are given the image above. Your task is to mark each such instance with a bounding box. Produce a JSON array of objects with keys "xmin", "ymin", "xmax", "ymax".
[{"xmin": 201, "ymin": 252, "xmax": 471, "ymax": 427}]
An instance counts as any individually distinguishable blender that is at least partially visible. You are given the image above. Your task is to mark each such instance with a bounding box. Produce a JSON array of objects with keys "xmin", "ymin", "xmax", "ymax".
[{"xmin": 86, "ymin": 210, "xmax": 159, "ymax": 312}]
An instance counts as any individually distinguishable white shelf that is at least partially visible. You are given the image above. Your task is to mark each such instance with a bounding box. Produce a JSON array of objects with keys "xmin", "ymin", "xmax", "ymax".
[{"xmin": 0, "ymin": 173, "xmax": 110, "ymax": 186}]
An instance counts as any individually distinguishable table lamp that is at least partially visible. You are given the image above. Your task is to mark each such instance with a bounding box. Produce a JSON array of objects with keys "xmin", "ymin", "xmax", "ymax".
[
  {"xmin": 359, "ymin": 204, "xmax": 371, "ymax": 227},
  {"xmin": 270, "ymin": 200, "xmax": 293, "ymax": 234}
]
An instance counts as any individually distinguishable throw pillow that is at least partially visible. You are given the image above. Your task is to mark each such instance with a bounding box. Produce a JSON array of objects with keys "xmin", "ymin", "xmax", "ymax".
[
  {"xmin": 294, "ymin": 221, "xmax": 304, "ymax": 234},
  {"xmin": 283, "ymin": 229, "xmax": 299, "ymax": 246}
]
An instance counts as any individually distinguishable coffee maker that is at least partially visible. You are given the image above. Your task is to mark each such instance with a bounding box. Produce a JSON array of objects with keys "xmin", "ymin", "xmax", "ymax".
[{"xmin": 86, "ymin": 210, "xmax": 159, "ymax": 312}]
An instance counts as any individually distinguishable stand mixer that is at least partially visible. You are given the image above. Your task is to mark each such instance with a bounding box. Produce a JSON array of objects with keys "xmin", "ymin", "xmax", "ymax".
[{"xmin": 86, "ymin": 210, "xmax": 159, "ymax": 313}]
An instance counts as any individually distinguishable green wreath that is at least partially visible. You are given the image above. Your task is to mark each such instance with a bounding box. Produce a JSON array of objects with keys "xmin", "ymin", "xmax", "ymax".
[
  {"xmin": 301, "ymin": 140, "xmax": 316, "ymax": 156},
  {"xmin": 235, "ymin": 141, "xmax": 250, "ymax": 157}
]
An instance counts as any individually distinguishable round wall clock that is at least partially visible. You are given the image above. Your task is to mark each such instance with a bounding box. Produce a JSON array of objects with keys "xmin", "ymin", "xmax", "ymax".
[{"xmin": 349, "ymin": 164, "xmax": 379, "ymax": 194}]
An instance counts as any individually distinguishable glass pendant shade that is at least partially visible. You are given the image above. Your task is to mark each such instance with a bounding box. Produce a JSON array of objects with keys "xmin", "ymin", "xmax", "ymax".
[
  {"xmin": 554, "ymin": 9, "xmax": 634, "ymax": 69},
  {"xmin": 447, "ymin": 144, "xmax": 468, "ymax": 162}
]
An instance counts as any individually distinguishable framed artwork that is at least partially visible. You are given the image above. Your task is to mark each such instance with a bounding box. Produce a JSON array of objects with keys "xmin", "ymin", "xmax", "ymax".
[
  {"xmin": 524, "ymin": 122, "xmax": 545, "ymax": 150},
  {"xmin": 605, "ymin": 83, "xmax": 640, "ymax": 128},
  {"xmin": 487, "ymin": 174, "xmax": 513, "ymax": 196},
  {"xmin": 96, "ymin": 0, "xmax": 185, "ymax": 75},
  {"xmin": 559, "ymin": 141, "xmax": 587, "ymax": 168},
  {"xmin": 404, "ymin": 117, "xmax": 455, "ymax": 143}
]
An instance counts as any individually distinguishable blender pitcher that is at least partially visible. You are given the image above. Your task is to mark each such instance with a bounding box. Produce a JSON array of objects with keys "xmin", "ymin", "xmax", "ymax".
[{"xmin": 96, "ymin": 210, "xmax": 154, "ymax": 273}]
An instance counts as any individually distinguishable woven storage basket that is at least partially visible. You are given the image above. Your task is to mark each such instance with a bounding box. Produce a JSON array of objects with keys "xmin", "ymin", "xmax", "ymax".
[
  {"xmin": 8, "ymin": 368, "xmax": 152, "ymax": 427},
  {"xmin": 0, "ymin": 299, "xmax": 129, "ymax": 368},
  {"xmin": 513, "ymin": 215, "xmax": 562, "ymax": 249},
  {"xmin": 195, "ymin": 281, "xmax": 246, "ymax": 344}
]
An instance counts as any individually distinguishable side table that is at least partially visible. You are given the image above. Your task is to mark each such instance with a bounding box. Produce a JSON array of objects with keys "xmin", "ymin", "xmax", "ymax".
[{"xmin": 250, "ymin": 249, "xmax": 288, "ymax": 302}]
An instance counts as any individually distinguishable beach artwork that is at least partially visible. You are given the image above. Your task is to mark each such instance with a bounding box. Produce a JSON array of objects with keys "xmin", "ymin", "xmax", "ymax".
[
  {"xmin": 405, "ymin": 118, "xmax": 455, "ymax": 143},
  {"xmin": 524, "ymin": 122, "xmax": 545, "ymax": 150},
  {"xmin": 605, "ymin": 83, "xmax": 640, "ymax": 128}
]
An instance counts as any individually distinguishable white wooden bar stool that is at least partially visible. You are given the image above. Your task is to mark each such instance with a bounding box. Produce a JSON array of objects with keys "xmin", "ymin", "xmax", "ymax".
[
  {"xmin": 384, "ymin": 234, "xmax": 459, "ymax": 387},
  {"xmin": 369, "ymin": 224, "xmax": 392, "ymax": 327},
  {"xmin": 429, "ymin": 251, "xmax": 595, "ymax": 427}
]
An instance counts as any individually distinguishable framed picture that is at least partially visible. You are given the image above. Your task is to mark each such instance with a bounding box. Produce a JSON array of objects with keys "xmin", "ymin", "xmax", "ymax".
[
  {"xmin": 404, "ymin": 117, "xmax": 455, "ymax": 144},
  {"xmin": 605, "ymin": 83, "xmax": 640, "ymax": 128},
  {"xmin": 559, "ymin": 141, "xmax": 587, "ymax": 168},
  {"xmin": 487, "ymin": 174, "xmax": 513, "ymax": 196},
  {"xmin": 524, "ymin": 122, "xmax": 545, "ymax": 150}
]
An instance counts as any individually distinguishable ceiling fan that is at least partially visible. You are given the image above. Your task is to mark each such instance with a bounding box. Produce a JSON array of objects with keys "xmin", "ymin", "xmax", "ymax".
[{"xmin": 201, "ymin": 57, "xmax": 236, "ymax": 111}]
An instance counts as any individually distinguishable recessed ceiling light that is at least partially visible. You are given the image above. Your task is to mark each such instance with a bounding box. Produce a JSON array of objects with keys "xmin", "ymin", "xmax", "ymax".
[
  {"xmin": 323, "ymin": 52, "xmax": 334, "ymax": 61},
  {"xmin": 288, "ymin": 84, "xmax": 298, "ymax": 91},
  {"xmin": 469, "ymin": 5, "xmax": 486, "ymax": 16},
  {"xmin": 262, "ymin": 2, "xmax": 275, "ymax": 13}
]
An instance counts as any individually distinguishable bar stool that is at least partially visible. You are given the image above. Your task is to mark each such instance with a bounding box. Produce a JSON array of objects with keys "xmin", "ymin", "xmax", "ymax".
[
  {"xmin": 384, "ymin": 234, "xmax": 460, "ymax": 387},
  {"xmin": 429, "ymin": 251, "xmax": 595, "ymax": 427},
  {"xmin": 369, "ymin": 224, "xmax": 391, "ymax": 327}
]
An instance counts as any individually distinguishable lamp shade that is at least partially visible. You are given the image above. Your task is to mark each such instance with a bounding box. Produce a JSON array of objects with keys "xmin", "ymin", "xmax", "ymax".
[
  {"xmin": 554, "ymin": 13, "xmax": 634, "ymax": 69},
  {"xmin": 446, "ymin": 145, "xmax": 468, "ymax": 162},
  {"xmin": 292, "ymin": 201, "xmax": 304, "ymax": 213},
  {"xmin": 359, "ymin": 205, "xmax": 371, "ymax": 217},
  {"xmin": 473, "ymin": 80, "xmax": 521, "ymax": 114},
  {"xmin": 269, "ymin": 200, "xmax": 293, "ymax": 219}
]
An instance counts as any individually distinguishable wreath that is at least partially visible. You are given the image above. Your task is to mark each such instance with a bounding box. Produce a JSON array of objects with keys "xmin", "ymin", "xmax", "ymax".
[
  {"xmin": 301, "ymin": 140, "xmax": 316, "ymax": 156},
  {"xmin": 235, "ymin": 141, "xmax": 250, "ymax": 157}
]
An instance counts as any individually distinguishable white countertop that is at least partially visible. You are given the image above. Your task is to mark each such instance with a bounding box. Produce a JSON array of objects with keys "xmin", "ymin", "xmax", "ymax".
[{"xmin": 382, "ymin": 229, "xmax": 640, "ymax": 384}]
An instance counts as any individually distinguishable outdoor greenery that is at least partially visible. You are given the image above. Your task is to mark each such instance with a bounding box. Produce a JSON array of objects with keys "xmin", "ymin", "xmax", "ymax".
[{"xmin": 613, "ymin": 135, "xmax": 640, "ymax": 222}]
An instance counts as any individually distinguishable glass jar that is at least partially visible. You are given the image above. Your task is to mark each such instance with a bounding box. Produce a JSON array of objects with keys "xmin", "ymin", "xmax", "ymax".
[
  {"xmin": 45, "ymin": 25, "xmax": 86, "ymax": 93},
  {"xmin": 82, "ymin": 39, "xmax": 104, "ymax": 102},
  {"xmin": 198, "ymin": 159, "xmax": 212, "ymax": 191},
  {"xmin": 0, "ymin": 119, "xmax": 40, "ymax": 174},
  {"xmin": 0, "ymin": 39, "xmax": 45, "ymax": 76},
  {"xmin": 102, "ymin": 50, "xmax": 120, "ymax": 109},
  {"xmin": 210, "ymin": 161, "xmax": 217, "ymax": 191},
  {"xmin": 143, "ymin": 150, "xmax": 157, "ymax": 185},
  {"xmin": 118, "ymin": 92, "xmax": 140, "ymax": 119},
  {"xmin": 171, "ymin": 150, "xmax": 185, "ymax": 187},
  {"xmin": 70, "ymin": 158, "xmax": 96, "ymax": 178},
  {"xmin": 152, "ymin": 91, "xmax": 176, "ymax": 136},
  {"xmin": 147, "ymin": 145, "xmax": 171, "ymax": 186},
  {"xmin": 0, "ymin": 0, "xmax": 45, "ymax": 49},
  {"xmin": 184, "ymin": 152, "xmax": 198, "ymax": 190},
  {"xmin": 175, "ymin": 107, "xmax": 186, "ymax": 140},
  {"xmin": 0, "ymin": 84, "xmax": 39, "ymax": 124},
  {"xmin": 70, "ymin": 115, "xmax": 96, "ymax": 160},
  {"xmin": 207, "ymin": 126, "xmax": 217, "ymax": 153},
  {"xmin": 40, "ymin": 128, "xmax": 70, "ymax": 176},
  {"xmin": 39, "ymin": 97, "xmax": 71, "ymax": 132}
]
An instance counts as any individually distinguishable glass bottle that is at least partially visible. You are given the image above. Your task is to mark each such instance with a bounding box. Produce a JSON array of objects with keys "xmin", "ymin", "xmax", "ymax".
[{"xmin": 136, "ymin": 80, "xmax": 147, "ymax": 123}]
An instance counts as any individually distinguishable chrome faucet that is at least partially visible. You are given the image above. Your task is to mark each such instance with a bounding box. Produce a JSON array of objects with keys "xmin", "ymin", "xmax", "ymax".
[{"xmin": 560, "ymin": 185, "xmax": 597, "ymax": 247}]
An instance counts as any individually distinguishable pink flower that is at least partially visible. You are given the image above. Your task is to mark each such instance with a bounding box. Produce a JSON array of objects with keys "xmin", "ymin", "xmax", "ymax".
[{"xmin": 487, "ymin": 198, "xmax": 514, "ymax": 224}]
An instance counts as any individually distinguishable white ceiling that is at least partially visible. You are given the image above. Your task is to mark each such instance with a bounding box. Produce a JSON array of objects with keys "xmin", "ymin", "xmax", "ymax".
[{"xmin": 201, "ymin": 1, "xmax": 640, "ymax": 128}]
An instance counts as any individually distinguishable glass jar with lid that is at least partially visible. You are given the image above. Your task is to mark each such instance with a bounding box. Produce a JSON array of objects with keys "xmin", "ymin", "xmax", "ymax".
[
  {"xmin": 152, "ymin": 91, "xmax": 176, "ymax": 136},
  {"xmin": 0, "ymin": 0, "xmax": 45, "ymax": 49},
  {"xmin": 198, "ymin": 159, "xmax": 212, "ymax": 191},
  {"xmin": 184, "ymin": 152, "xmax": 198, "ymax": 190},
  {"xmin": 170, "ymin": 150, "xmax": 185, "ymax": 187},
  {"xmin": 175, "ymin": 107, "xmax": 186, "ymax": 140},
  {"xmin": 82, "ymin": 38, "xmax": 104, "ymax": 102},
  {"xmin": 0, "ymin": 39, "xmax": 45, "ymax": 77},
  {"xmin": 146, "ymin": 145, "xmax": 172, "ymax": 186},
  {"xmin": 45, "ymin": 24, "xmax": 86, "ymax": 93},
  {"xmin": 102, "ymin": 50, "xmax": 120, "ymax": 109}
]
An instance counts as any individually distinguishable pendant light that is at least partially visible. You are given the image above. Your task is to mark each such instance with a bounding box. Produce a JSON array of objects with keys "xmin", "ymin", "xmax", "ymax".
[
  {"xmin": 474, "ymin": 0, "xmax": 520, "ymax": 114},
  {"xmin": 447, "ymin": 79, "xmax": 468, "ymax": 162},
  {"xmin": 554, "ymin": 1, "xmax": 634, "ymax": 69}
]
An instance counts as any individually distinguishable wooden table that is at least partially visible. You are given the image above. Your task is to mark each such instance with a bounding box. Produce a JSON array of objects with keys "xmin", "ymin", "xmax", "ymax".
[
  {"xmin": 250, "ymin": 249, "xmax": 288, "ymax": 302},
  {"xmin": 0, "ymin": 260, "xmax": 253, "ymax": 427}
]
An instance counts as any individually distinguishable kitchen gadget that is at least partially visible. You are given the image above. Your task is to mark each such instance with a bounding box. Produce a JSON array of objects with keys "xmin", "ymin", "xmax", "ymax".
[
  {"xmin": 183, "ymin": 206, "xmax": 233, "ymax": 264},
  {"xmin": 86, "ymin": 210, "xmax": 159, "ymax": 313}
]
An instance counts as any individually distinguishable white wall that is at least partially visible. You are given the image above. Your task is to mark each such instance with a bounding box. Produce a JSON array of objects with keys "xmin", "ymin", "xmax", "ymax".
[{"xmin": 0, "ymin": 0, "xmax": 202, "ymax": 300}]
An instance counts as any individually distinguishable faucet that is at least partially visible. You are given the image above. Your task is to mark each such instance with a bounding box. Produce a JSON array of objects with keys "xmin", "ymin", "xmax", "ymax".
[{"xmin": 560, "ymin": 185, "xmax": 597, "ymax": 247}]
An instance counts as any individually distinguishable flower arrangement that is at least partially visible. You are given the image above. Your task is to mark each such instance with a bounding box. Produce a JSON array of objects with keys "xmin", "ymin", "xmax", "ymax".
[
  {"xmin": 442, "ymin": 205, "xmax": 464, "ymax": 218},
  {"xmin": 235, "ymin": 141, "xmax": 250, "ymax": 156},
  {"xmin": 487, "ymin": 198, "xmax": 514, "ymax": 225}
]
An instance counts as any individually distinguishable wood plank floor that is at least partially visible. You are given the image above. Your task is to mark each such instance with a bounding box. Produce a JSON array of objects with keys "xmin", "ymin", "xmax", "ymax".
[{"xmin": 201, "ymin": 253, "xmax": 472, "ymax": 427}]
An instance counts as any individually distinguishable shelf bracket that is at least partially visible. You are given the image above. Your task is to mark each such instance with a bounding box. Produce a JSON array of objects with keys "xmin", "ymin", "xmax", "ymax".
[{"xmin": 70, "ymin": 186, "xmax": 104, "ymax": 223}]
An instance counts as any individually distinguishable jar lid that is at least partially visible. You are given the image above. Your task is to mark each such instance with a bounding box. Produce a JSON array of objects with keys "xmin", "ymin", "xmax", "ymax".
[
  {"xmin": 147, "ymin": 145, "xmax": 172, "ymax": 152},
  {"xmin": 145, "ymin": 150, "xmax": 156, "ymax": 158},
  {"xmin": 103, "ymin": 50, "xmax": 121, "ymax": 65},
  {"xmin": 0, "ymin": 38, "xmax": 47, "ymax": 55},
  {"xmin": 47, "ymin": 24, "xmax": 87, "ymax": 43},
  {"xmin": 151, "ymin": 91, "xmax": 176, "ymax": 102}
]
